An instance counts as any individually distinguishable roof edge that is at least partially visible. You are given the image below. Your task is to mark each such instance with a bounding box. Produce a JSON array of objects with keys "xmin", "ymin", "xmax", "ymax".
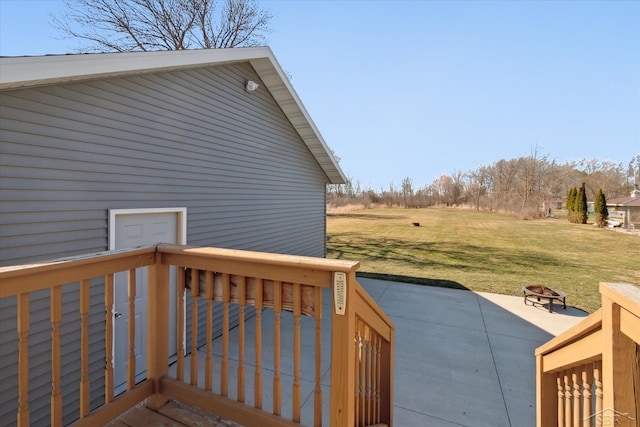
[{"xmin": 0, "ymin": 47, "xmax": 268, "ymax": 90}]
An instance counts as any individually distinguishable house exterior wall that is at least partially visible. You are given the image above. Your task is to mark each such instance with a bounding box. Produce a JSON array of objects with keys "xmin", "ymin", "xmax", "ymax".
[
  {"xmin": 0, "ymin": 61, "xmax": 330, "ymax": 426},
  {"xmin": 609, "ymin": 206, "xmax": 640, "ymax": 228}
]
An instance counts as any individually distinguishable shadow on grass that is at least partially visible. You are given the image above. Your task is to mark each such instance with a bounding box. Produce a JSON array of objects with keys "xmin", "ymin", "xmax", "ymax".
[
  {"xmin": 356, "ymin": 271, "xmax": 469, "ymax": 291},
  {"xmin": 328, "ymin": 234, "xmax": 571, "ymax": 274},
  {"xmin": 327, "ymin": 213, "xmax": 406, "ymax": 220}
]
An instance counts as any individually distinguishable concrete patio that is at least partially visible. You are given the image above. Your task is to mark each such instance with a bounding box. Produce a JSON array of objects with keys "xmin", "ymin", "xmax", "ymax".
[
  {"xmin": 360, "ymin": 278, "xmax": 588, "ymax": 426},
  {"xmin": 166, "ymin": 278, "xmax": 588, "ymax": 427}
]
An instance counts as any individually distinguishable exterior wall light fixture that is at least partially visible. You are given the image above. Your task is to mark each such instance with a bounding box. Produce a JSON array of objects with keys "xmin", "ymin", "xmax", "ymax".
[{"xmin": 245, "ymin": 80, "xmax": 259, "ymax": 92}]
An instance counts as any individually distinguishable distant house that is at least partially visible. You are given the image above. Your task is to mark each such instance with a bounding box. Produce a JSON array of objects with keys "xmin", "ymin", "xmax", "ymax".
[
  {"xmin": 0, "ymin": 47, "xmax": 345, "ymax": 425},
  {"xmin": 606, "ymin": 187, "xmax": 640, "ymax": 230}
]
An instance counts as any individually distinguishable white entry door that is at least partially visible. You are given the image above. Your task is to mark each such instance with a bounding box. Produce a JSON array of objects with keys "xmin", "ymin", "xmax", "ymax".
[{"xmin": 110, "ymin": 208, "xmax": 186, "ymax": 395}]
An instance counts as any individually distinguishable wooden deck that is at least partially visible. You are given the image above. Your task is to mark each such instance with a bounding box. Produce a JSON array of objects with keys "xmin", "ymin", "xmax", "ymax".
[
  {"xmin": 1, "ymin": 244, "xmax": 394, "ymax": 427},
  {"xmin": 107, "ymin": 400, "xmax": 246, "ymax": 427}
]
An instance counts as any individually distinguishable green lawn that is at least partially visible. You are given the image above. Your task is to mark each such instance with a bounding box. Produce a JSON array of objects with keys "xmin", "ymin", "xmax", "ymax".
[{"xmin": 327, "ymin": 207, "xmax": 640, "ymax": 313}]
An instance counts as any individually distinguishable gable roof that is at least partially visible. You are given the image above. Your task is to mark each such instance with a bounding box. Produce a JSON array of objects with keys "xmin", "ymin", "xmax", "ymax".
[
  {"xmin": 0, "ymin": 47, "xmax": 346, "ymax": 184},
  {"xmin": 607, "ymin": 195, "xmax": 640, "ymax": 207}
]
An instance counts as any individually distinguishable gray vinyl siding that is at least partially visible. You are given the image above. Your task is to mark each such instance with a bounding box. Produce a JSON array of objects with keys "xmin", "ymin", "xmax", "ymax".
[{"xmin": 0, "ymin": 61, "xmax": 329, "ymax": 426}]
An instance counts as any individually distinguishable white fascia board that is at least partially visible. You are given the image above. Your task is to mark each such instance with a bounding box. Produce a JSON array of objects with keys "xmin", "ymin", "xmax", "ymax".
[
  {"xmin": 249, "ymin": 55, "xmax": 346, "ymax": 184},
  {"xmin": 0, "ymin": 47, "xmax": 268, "ymax": 90}
]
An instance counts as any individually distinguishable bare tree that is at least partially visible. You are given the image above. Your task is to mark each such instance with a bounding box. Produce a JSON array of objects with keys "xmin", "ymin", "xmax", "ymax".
[
  {"xmin": 516, "ymin": 146, "xmax": 549, "ymax": 209},
  {"xmin": 431, "ymin": 175, "xmax": 449, "ymax": 206},
  {"xmin": 430, "ymin": 172, "xmax": 464, "ymax": 206},
  {"xmin": 489, "ymin": 159, "xmax": 519, "ymax": 210},
  {"xmin": 466, "ymin": 166, "xmax": 491, "ymax": 211},
  {"xmin": 401, "ymin": 177, "xmax": 413, "ymax": 208},
  {"xmin": 628, "ymin": 154, "xmax": 640, "ymax": 192},
  {"xmin": 575, "ymin": 158, "xmax": 627, "ymax": 199},
  {"xmin": 53, "ymin": 0, "xmax": 272, "ymax": 52}
]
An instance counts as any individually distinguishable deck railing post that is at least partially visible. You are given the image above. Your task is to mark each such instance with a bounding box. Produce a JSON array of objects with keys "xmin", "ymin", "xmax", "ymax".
[
  {"xmin": 535, "ymin": 283, "xmax": 640, "ymax": 427},
  {"xmin": 330, "ymin": 271, "xmax": 357, "ymax": 427},
  {"xmin": 146, "ymin": 254, "xmax": 170, "ymax": 409},
  {"xmin": 535, "ymin": 354, "xmax": 557, "ymax": 427},
  {"xmin": 379, "ymin": 328, "xmax": 394, "ymax": 426},
  {"xmin": 17, "ymin": 293, "xmax": 30, "ymax": 427}
]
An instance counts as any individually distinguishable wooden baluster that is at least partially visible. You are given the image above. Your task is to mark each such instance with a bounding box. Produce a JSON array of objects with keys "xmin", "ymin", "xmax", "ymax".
[
  {"xmin": 369, "ymin": 333, "xmax": 375, "ymax": 425},
  {"xmin": 50, "ymin": 286, "xmax": 62, "ymax": 427},
  {"xmin": 127, "ymin": 270, "xmax": 136, "ymax": 391},
  {"xmin": 314, "ymin": 286, "xmax": 323, "ymax": 427},
  {"xmin": 237, "ymin": 276, "xmax": 247, "ymax": 403},
  {"xmin": 190, "ymin": 269, "xmax": 199, "ymax": 386},
  {"xmin": 363, "ymin": 327, "xmax": 369, "ymax": 427},
  {"xmin": 273, "ymin": 281, "xmax": 282, "ymax": 416},
  {"xmin": 17, "ymin": 293, "xmax": 30, "ymax": 427},
  {"xmin": 104, "ymin": 274, "xmax": 114, "ymax": 403},
  {"xmin": 254, "ymin": 278, "xmax": 263, "ymax": 409},
  {"xmin": 367, "ymin": 331, "xmax": 375, "ymax": 425},
  {"xmin": 205, "ymin": 271, "xmax": 214, "ymax": 392},
  {"xmin": 369, "ymin": 333, "xmax": 376, "ymax": 425},
  {"xmin": 572, "ymin": 369, "xmax": 581, "ymax": 427},
  {"xmin": 177, "ymin": 267, "xmax": 185, "ymax": 381},
  {"xmin": 564, "ymin": 372, "xmax": 572, "ymax": 427},
  {"xmin": 356, "ymin": 320, "xmax": 363, "ymax": 427},
  {"xmin": 582, "ymin": 367, "xmax": 593, "ymax": 427},
  {"xmin": 221, "ymin": 273, "xmax": 230, "ymax": 397},
  {"xmin": 557, "ymin": 375, "xmax": 564, "ymax": 427},
  {"xmin": 594, "ymin": 361, "xmax": 603, "ymax": 419},
  {"xmin": 353, "ymin": 322, "xmax": 359, "ymax": 427},
  {"xmin": 365, "ymin": 327, "xmax": 371, "ymax": 427},
  {"xmin": 292, "ymin": 283, "xmax": 302, "ymax": 422},
  {"xmin": 80, "ymin": 279, "xmax": 91, "ymax": 417},
  {"xmin": 362, "ymin": 324, "xmax": 368, "ymax": 427},
  {"xmin": 375, "ymin": 334, "xmax": 382, "ymax": 424}
]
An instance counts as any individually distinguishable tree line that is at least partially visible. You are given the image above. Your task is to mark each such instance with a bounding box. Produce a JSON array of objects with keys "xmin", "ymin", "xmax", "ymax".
[{"xmin": 328, "ymin": 151, "xmax": 640, "ymax": 219}]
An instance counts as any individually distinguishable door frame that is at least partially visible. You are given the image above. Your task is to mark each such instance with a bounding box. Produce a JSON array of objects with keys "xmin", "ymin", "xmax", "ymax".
[
  {"xmin": 108, "ymin": 207, "xmax": 187, "ymax": 250},
  {"xmin": 108, "ymin": 207, "xmax": 187, "ymax": 392}
]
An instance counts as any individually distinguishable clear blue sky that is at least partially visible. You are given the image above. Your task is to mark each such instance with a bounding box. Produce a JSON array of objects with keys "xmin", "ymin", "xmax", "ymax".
[{"xmin": 1, "ymin": 0, "xmax": 639, "ymax": 190}]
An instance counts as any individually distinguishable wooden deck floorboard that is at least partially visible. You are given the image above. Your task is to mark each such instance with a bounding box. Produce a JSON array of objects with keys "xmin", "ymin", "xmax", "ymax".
[{"xmin": 108, "ymin": 400, "xmax": 246, "ymax": 427}]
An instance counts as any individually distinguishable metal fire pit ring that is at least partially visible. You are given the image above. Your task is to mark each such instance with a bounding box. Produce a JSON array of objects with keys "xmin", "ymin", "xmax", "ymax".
[{"xmin": 523, "ymin": 285, "xmax": 566, "ymax": 313}]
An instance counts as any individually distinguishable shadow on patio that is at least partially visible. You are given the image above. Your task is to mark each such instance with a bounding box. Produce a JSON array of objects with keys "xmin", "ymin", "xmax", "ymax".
[{"xmin": 170, "ymin": 277, "xmax": 587, "ymax": 427}]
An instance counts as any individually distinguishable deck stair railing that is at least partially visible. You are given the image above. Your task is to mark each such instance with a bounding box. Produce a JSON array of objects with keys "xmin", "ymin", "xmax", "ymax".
[
  {"xmin": 535, "ymin": 282, "xmax": 639, "ymax": 427},
  {"xmin": 0, "ymin": 243, "xmax": 394, "ymax": 427}
]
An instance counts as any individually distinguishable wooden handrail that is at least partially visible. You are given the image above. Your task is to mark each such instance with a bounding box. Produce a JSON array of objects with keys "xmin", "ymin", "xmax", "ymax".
[
  {"xmin": 0, "ymin": 244, "xmax": 393, "ymax": 427},
  {"xmin": 354, "ymin": 281, "xmax": 394, "ymax": 341},
  {"xmin": 0, "ymin": 245, "xmax": 157, "ymax": 297},
  {"xmin": 535, "ymin": 308, "xmax": 602, "ymax": 358},
  {"xmin": 157, "ymin": 243, "xmax": 360, "ymax": 286},
  {"xmin": 535, "ymin": 282, "xmax": 639, "ymax": 427}
]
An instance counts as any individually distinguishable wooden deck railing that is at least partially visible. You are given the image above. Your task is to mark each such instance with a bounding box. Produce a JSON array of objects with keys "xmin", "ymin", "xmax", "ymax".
[
  {"xmin": 330, "ymin": 276, "xmax": 394, "ymax": 427},
  {"xmin": 535, "ymin": 282, "xmax": 640, "ymax": 427},
  {"xmin": 0, "ymin": 244, "xmax": 394, "ymax": 427}
]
